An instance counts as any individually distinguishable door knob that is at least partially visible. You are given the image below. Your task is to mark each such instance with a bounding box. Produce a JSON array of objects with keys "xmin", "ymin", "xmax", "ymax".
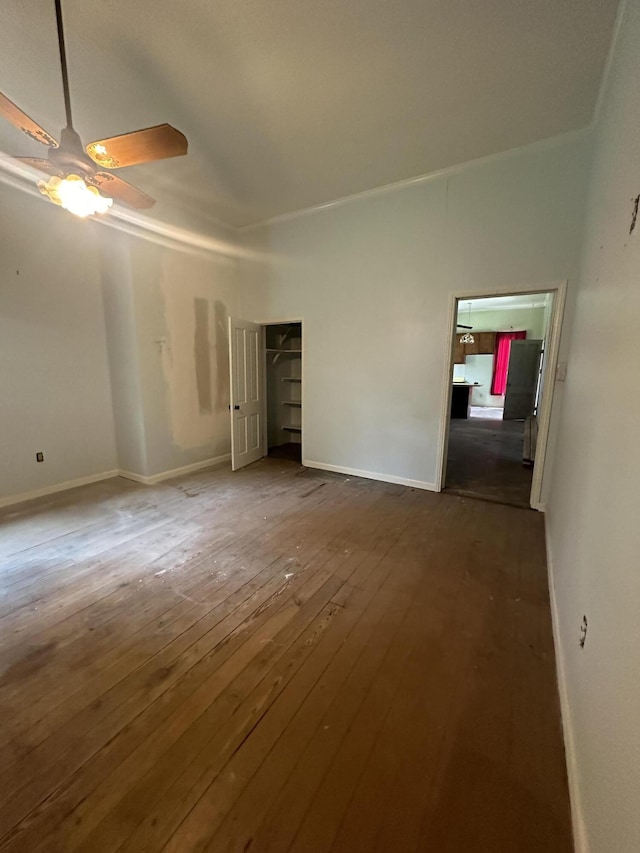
[{"xmin": 234, "ymin": 405, "xmax": 240, "ymax": 410}]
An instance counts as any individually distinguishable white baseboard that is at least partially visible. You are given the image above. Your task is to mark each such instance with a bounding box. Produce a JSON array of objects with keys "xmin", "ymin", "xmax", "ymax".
[
  {"xmin": 545, "ymin": 520, "xmax": 588, "ymax": 853},
  {"xmin": 117, "ymin": 470, "xmax": 150, "ymax": 485},
  {"xmin": 119, "ymin": 453, "xmax": 231, "ymax": 486},
  {"xmin": 0, "ymin": 469, "xmax": 120, "ymax": 509},
  {"xmin": 0, "ymin": 455, "xmax": 233, "ymax": 509},
  {"xmin": 302, "ymin": 459, "xmax": 437, "ymax": 492}
]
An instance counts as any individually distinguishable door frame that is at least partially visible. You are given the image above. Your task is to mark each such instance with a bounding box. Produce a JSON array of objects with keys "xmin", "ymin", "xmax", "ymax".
[
  {"xmin": 254, "ymin": 316, "xmax": 305, "ymax": 461},
  {"xmin": 434, "ymin": 280, "xmax": 567, "ymax": 510}
]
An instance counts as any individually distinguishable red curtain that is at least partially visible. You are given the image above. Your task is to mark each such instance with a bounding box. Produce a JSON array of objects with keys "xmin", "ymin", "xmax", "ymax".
[{"xmin": 491, "ymin": 331, "xmax": 527, "ymax": 395}]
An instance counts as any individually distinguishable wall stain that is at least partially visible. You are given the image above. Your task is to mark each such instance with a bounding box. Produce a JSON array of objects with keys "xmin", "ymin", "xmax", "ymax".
[{"xmin": 630, "ymin": 194, "xmax": 639, "ymax": 235}]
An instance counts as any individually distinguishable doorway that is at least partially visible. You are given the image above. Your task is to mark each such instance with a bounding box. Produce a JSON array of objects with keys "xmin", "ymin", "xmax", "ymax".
[
  {"xmin": 228, "ymin": 317, "xmax": 303, "ymax": 471},
  {"xmin": 264, "ymin": 322, "xmax": 303, "ymax": 462},
  {"xmin": 437, "ymin": 286, "xmax": 565, "ymax": 509}
]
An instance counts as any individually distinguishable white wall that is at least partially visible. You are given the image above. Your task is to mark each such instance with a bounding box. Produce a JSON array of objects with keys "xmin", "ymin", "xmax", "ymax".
[
  {"xmin": 454, "ymin": 305, "xmax": 547, "ymax": 406},
  {"xmin": 99, "ymin": 230, "xmax": 148, "ymax": 476},
  {"xmin": 0, "ymin": 179, "xmax": 240, "ymax": 501},
  {"xmin": 98, "ymin": 220, "xmax": 240, "ymax": 480},
  {"xmin": 0, "ymin": 183, "xmax": 117, "ymax": 502},
  {"xmin": 240, "ymin": 133, "xmax": 591, "ymax": 488},
  {"xmin": 546, "ymin": 2, "xmax": 640, "ymax": 851},
  {"xmin": 128, "ymin": 235, "xmax": 239, "ymax": 476}
]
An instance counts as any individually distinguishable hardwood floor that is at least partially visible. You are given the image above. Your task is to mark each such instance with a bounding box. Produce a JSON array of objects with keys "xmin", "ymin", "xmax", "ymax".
[{"xmin": 0, "ymin": 460, "xmax": 572, "ymax": 852}]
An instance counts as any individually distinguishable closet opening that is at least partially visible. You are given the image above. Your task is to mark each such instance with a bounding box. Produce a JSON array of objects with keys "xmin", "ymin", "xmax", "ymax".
[{"xmin": 264, "ymin": 322, "xmax": 303, "ymax": 463}]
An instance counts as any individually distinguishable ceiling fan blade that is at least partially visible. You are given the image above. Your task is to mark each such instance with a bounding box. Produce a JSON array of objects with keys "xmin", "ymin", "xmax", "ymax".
[
  {"xmin": 0, "ymin": 92, "xmax": 58, "ymax": 148},
  {"xmin": 11, "ymin": 156, "xmax": 62, "ymax": 177},
  {"xmin": 86, "ymin": 124, "xmax": 187, "ymax": 169},
  {"xmin": 88, "ymin": 172, "xmax": 155, "ymax": 209}
]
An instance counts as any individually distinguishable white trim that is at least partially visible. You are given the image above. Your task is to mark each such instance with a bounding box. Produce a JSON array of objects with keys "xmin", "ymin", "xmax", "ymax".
[
  {"xmin": 462, "ymin": 299, "xmax": 550, "ymax": 313},
  {"xmin": 434, "ymin": 292, "xmax": 459, "ymax": 493},
  {"xmin": 0, "ymin": 455, "xmax": 234, "ymax": 508},
  {"xmin": 0, "ymin": 163, "xmax": 238, "ymax": 255},
  {"xmin": 1, "ymin": 125, "xmax": 593, "ymax": 237},
  {"xmin": 303, "ymin": 459, "xmax": 436, "ymax": 492},
  {"xmin": 238, "ymin": 128, "xmax": 591, "ymax": 232},
  {"xmin": 117, "ymin": 470, "xmax": 151, "ymax": 485},
  {"xmin": 435, "ymin": 280, "xmax": 567, "ymax": 511},
  {"xmin": 0, "ymin": 469, "xmax": 120, "ymax": 509},
  {"xmin": 119, "ymin": 454, "xmax": 231, "ymax": 486},
  {"xmin": 529, "ymin": 282, "xmax": 566, "ymax": 509},
  {"xmin": 545, "ymin": 522, "xmax": 589, "ymax": 853},
  {"xmin": 251, "ymin": 316, "xmax": 305, "ymax": 325}
]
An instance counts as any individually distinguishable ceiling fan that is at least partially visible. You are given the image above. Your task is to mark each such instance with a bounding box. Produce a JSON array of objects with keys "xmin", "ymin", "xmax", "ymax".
[{"xmin": 0, "ymin": 0, "xmax": 188, "ymax": 217}]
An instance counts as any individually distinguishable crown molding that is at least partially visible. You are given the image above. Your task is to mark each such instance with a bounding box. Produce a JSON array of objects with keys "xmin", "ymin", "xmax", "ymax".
[
  {"xmin": 1, "ymin": 124, "xmax": 594, "ymax": 242},
  {"xmin": 238, "ymin": 126, "xmax": 593, "ymax": 233}
]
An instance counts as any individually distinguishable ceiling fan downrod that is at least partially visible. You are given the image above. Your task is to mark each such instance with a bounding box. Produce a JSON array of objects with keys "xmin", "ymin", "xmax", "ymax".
[
  {"xmin": 51, "ymin": 0, "xmax": 97, "ymax": 178},
  {"xmin": 54, "ymin": 0, "xmax": 73, "ymax": 130}
]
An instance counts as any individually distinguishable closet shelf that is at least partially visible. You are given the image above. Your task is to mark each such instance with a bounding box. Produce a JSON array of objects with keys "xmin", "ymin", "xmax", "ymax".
[
  {"xmin": 281, "ymin": 377, "xmax": 302, "ymax": 383},
  {"xmin": 282, "ymin": 401, "xmax": 302, "ymax": 407},
  {"xmin": 282, "ymin": 426, "xmax": 302, "ymax": 433}
]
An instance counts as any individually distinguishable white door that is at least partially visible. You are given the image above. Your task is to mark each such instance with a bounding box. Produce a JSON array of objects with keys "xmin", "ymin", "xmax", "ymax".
[
  {"xmin": 503, "ymin": 339, "xmax": 543, "ymax": 420},
  {"xmin": 229, "ymin": 318, "xmax": 264, "ymax": 470}
]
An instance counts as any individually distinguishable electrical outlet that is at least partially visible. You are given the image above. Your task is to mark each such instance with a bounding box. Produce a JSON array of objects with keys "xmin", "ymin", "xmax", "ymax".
[
  {"xmin": 579, "ymin": 614, "xmax": 588, "ymax": 648},
  {"xmin": 36, "ymin": 452, "xmax": 44, "ymax": 463}
]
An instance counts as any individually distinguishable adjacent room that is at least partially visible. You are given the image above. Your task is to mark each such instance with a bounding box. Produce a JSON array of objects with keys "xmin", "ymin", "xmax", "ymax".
[
  {"xmin": 445, "ymin": 292, "xmax": 554, "ymax": 508},
  {"xmin": 1, "ymin": 2, "xmax": 638, "ymax": 852}
]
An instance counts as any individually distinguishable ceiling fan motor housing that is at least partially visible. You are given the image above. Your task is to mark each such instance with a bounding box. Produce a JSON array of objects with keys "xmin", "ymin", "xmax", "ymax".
[{"xmin": 49, "ymin": 126, "xmax": 96, "ymax": 178}]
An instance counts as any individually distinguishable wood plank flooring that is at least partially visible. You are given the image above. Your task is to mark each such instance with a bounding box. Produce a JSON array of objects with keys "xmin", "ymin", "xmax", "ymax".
[{"xmin": 0, "ymin": 459, "xmax": 572, "ymax": 852}]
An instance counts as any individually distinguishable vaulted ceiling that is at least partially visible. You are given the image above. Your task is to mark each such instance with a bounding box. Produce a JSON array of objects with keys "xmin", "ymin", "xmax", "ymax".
[{"xmin": 0, "ymin": 0, "xmax": 620, "ymax": 228}]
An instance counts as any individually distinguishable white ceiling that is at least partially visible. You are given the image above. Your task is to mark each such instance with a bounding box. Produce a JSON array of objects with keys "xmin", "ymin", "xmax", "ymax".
[{"xmin": 0, "ymin": 0, "xmax": 620, "ymax": 228}]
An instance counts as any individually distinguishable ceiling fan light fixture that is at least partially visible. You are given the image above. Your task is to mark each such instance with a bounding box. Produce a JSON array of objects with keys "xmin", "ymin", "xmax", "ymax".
[
  {"xmin": 38, "ymin": 174, "xmax": 113, "ymax": 217},
  {"xmin": 459, "ymin": 301, "xmax": 475, "ymax": 344}
]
